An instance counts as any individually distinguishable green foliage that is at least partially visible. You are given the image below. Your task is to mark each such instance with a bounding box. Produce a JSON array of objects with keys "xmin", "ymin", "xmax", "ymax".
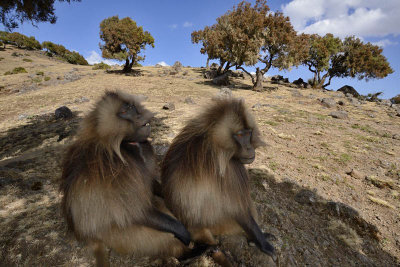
[
  {"xmin": 0, "ymin": 31, "xmax": 41, "ymax": 50},
  {"xmin": 23, "ymin": 58, "xmax": 33, "ymax": 62},
  {"xmin": 4, "ymin": 67, "xmax": 27, "ymax": 75},
  {"xmin": 302, "ymin": 34, "xmax": 393, "ymax": 88},
  {"xmin": 191, "ymin": 1, "xmax": 306, "ymax": 90},
  {"xmin": 92, "ymin": 62, "xmax": 111, "ymax": 70},
  {"xmin": 36, "ymin": 71, "xmax": 44, "ymax": 76},
  {"xmin": 44, "ymin": 76, "xmax": 51, "ymax": 81},
  {"xmin": 391, "ymin": 94, "xmax": 400, "ymax": 104},
  {"xmin": 0, "ymin": 0, "xmax": 81, "ymax": 31},
  {"xmin": 42, "ymin": 41, "xmax": 88, "ymax": 65},
  {"xmin": 99, "ymin": 16, "xmax": 154, "ymax": 72}
]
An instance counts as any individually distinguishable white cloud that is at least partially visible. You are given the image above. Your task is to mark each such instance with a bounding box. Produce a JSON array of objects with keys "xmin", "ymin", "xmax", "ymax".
[
  {"xmin": 183, "ymin": 21, "xmax": 193, "ymax": 27},
  {"xmin": 85, "ymin": 51, "xmax": 117, "ymax": 65},
  {"xmin": 156, "ymin": 61, "xmax": 169, "ymax": 67},
  {"xmin": 371, "ymin": 39, "xmax": 398, "ymax": 47},
  {"xmin": 282, "ymin": 0, "xmax": 400, "ymax": 39},
  {"xmin": 169, "ymin": 24, "xmax": 178, "ymax": 29}
]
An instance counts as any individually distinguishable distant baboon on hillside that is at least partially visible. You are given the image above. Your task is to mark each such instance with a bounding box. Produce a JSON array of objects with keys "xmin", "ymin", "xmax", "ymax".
[{"xmin": 60, "ymin": 91, "xmax": 191, "ymax": 267}]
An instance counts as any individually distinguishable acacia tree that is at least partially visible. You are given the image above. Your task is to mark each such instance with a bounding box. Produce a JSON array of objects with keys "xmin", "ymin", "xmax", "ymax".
[
  {"xmin": 236, "ymin": 11, "xmax": 308, "ymax": 90},
  {"xmin": 0, "ymin": 0, "xmax": 80, "ymax": 31},
  {"xmin": 303, "ymin": 34, "xmax": 393, "ymax": 88},
  {"xmin": 99, "ymin": 16, "xmax": 154, "ymax": 72},
  {"xmin": 191, "ymin": 1, "xmax": 306, "ymax": 91}
]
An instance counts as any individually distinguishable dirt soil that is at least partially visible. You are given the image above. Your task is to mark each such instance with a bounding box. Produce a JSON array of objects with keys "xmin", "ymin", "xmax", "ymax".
[{"xmin": 0, "ymin": 46, "xmax": 399, "ymax": 267}]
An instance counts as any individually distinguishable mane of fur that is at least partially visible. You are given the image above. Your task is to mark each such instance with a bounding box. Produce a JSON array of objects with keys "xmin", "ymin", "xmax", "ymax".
[
  {"xmin": 161, "ymin": 98, "xmax": 265, "ymax": 225},
  {"xmin": 162, "ymin": 97, "xmax": 265, "ymax": 180},
  {"xmin": 60, "ymin": 91, "xmax": 154, "ymax": 239}
]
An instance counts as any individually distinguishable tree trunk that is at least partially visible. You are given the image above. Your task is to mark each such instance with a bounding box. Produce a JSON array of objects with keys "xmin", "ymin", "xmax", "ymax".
[
  {"xmin": 206, "ymin": 57, "xmax": 210, "ymax": 69},
  {"xmin": 217, "ymin": 60, "xmax": 225, "ymax": 75},
  {"xmin": 123, "ymin": 58, "xmax": 131, "ymax": 73},
  {"xmin": 252, "ymin": 68, "xmax": 263, "ymax": 91}
]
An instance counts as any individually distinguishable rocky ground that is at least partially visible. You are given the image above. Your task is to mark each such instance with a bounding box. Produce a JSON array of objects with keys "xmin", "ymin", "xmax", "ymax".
[{"xmin": 0, "ymin": 45, "xmax": 399, "ymax": 266}]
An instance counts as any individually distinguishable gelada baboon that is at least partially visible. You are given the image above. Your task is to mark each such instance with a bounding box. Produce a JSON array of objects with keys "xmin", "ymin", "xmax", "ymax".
[
  {"xmin": 161, "ymin": 97, "xmax": 275, "ymax": 257},
  {"xmin": 60, "ymin": 91, "xmax": 191, "ymax": 266}
]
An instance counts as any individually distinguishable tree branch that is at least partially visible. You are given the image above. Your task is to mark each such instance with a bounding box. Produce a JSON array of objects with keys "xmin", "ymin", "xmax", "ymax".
[{"xmin": 236, "ymin": 65, "xmax": 255, "ymax": 84}]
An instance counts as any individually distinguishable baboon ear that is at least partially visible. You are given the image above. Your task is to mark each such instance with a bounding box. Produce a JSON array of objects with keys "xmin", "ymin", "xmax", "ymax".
[{"xmin": 118, "ymin": 103, "xmax": 137, "ymax": 121}]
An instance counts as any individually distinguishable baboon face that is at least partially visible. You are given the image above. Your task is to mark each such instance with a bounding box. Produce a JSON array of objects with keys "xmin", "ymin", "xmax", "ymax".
[
  {"xmin": 118, "ymin": 102, "xmax": 153, "ymax": 143},
  {"xmin": 232, "ymin": 128, "xmax": 255, "ymax": 164}
]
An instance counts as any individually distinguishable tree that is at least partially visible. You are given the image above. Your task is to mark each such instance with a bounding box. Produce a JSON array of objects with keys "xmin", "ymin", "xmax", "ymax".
[
  {"xmin": 99, "ymin": 16, "xmax": 154, "ymax": 72},
  {"xmin": 191, "ymin": 1, "xmax": 306, "ymax": 90},
  {"xmin": 0, "ymin": 0, "xmax": 80, "ymax": 31},
  {"xmin": 0, "ymin": 31, "xmax": 41, "ymax": 49},
  {"xmin": 303, "ymin": 34, "xmax": 393, "ymax": 88},
  {"xmin": 42, "ymin": 40, "xmax": 88, "ymax": 65},
  {"xmin": 236, "ymin": 11, "xmax": 308, "ymax": 90}
]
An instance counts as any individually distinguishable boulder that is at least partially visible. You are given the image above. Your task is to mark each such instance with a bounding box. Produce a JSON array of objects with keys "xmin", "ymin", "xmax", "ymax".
[
  {"xmin": 55, "ymin": 106, "xmax": 73, "ymax": 119},
  {"xmin": 338, "ymin": 85, "xmax": 360, "ymax": 97},
  {"xmin": 212, "ymin": 72, "xmax": 230, "ymax": 86},
  {"xmin": 162, "ymin": 103, "xmax": 175, "ymax": 111},
  {"xmin": 329, "ymin": 111, "xmax": 348, "ymax": 119},
  {"xmin": 320, "ymin": 98, "xmax": 336, "ymax": 108}
]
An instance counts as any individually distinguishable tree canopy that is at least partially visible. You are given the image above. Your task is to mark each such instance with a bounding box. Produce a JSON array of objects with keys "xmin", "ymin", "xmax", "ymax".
[
  {"xmin": 191, "ymin": 0, "xmax": 306, "ymax": 90},
  {"xmin": 99, "ymin": 16, "xmax": 154, "ymax": 72},
  {"xmin": 0, "ymin": 0, "xmax": 80, "ymax": 31},
  {"xmin": 303, "ymin": 34, "xmax": 394, "ymax": 88}
]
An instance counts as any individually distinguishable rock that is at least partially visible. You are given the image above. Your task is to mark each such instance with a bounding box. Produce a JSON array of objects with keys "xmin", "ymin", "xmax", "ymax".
[
  {"xmin": 292, "ymin": 78, "xmax": 304, "ymax": 85},
  {"xmin": 64, "ymin": 71, "xmax": 81, "ymax": 82},
  {"xmin": 326, "ymin": 202, "xmax": 359, "ymax": 219},
  {"xmin": 162, "ymin": 102, "xmax": 175, "ymax": 111},
  {"xmin": 74, "ymin": 97, "xmax": 89, "ymax": 103},
  {"xmin": 391, "ymin": 94, "xmax": 400, "ymax": 104},
  {"xmin": 291, "ymin": 90, "xmax": 303, "ymax": 97},
  {"xmin": 348, "ymin": 97, "xmax": 361, "ymax": 106},
  {"xmin": 182, "ymin": 70, "xmax": 189, "ymax": 76},
  {"xmin": 329, "ymin": 111, "xmax": 348, "ymax": 119},
  {"xmin": 294, "ymin": 189, "xmax": 316, "ymax": 205},
  {"xmin": 379, "ymin": 99, "xmax": 392, "ymax": 107},
  {"xmin": 218, "ymin": 87, "xmax": 232, "ymax": 98},
  {"xmin": 55, "ymin": 106, "xmax": 73, "ymax": 119},
  {"xmin": 320, "ymin": 98, "xmax": 336, "ymax": 108},
  {"xmin": 393, "ymin": 134, "xmax": 400, "ymax": 140},
  {"xmin": 212, "ymin": 72, "xmax": 230, "ymax": 86},
  {"xmin": 154, "ymin": 63, "xmax": 163, "ymax": 68},
  {"xmin": 203, "ymin": 69, "xmax": 218, "ymax": 79},
  {"xmin": 338, "ymin": 85, "xmax": 360, "ymax": 97},
  {"xmin": 184, "ymin": 97, "xmax": 195, "ymax": 104},
  {"xmin": 338, "ymin": 100, "xmax": 345, "ymax": 106},
  {"xmin": 346, "ymin": 169, "xmax": 364, "ymax": 179}
]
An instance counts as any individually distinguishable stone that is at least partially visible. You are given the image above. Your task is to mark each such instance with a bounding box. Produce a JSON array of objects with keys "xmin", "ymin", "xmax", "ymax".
[
  {"xmin": 184, "ymin": 97, "xmax": 195, "ymax": 104},
  {"xmin": 294, "ymin": 189, "xmax": 316, "ymax": 205},
  {"xmin": 320, "ymin": 98, "xmax": 336, "ymax": 108},
  {"xmin": 55, "ymin": 106, "xmax": 73, "ymax": 119},
  {"xmin": 212, "ymin": 72, "xmax": 230, "ymax": 86},
  {"xmin": 329, "ymin": 111, "xmax": 348, "ymax": 119},
  {"xmin": 338, "ymin": 85, "xmax": 360, "ymax": 97},
  {"xmin": 346, "ymin": 169, "xmax": 364, "ymax": 179},
  {"xmin": 162, "ymin": 102, "xmax": 175, "ymax": 111},
  {"xmin": 74, "ymin": 97, "xmax": 89, "ymax": 103},
  {"xmin": 218, "ymin": 87, "xmax": 232, "ymax": 98}
]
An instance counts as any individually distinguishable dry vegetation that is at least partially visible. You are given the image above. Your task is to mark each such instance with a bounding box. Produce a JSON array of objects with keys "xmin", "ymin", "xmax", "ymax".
[{"xmin": 0, "ymin": 45, "xmax": 399, "ymax": 266}]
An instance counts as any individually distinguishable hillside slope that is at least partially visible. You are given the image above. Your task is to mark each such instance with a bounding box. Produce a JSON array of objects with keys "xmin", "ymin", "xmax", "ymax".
[{"xmin": 1, "ymin": 45, "xmax": 399, "ymax": 266}]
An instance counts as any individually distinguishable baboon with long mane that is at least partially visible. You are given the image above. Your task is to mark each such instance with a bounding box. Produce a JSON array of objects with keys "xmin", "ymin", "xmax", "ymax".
[
  {"xmin": 161, "ymin": 97, "xmax": 275, "ymax": 257},
  {"xmin": 60, "ymin": 91, "xmax": 191, "ymax": 266}
]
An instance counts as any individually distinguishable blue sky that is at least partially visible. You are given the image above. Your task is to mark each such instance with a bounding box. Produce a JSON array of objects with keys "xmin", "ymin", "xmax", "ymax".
[{"xmin": 2, "ymin": 0, "xmax": 399, "ymax": 98}]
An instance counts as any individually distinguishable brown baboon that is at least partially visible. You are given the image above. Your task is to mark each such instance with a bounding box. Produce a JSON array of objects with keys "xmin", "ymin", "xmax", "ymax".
[
  {"xmin": 161, "ymin": 97, "xmax": 275, "ymax": 257},
  {"xmin": 60, "ymin": 91, "xmax": 191, "ymax": 267}
]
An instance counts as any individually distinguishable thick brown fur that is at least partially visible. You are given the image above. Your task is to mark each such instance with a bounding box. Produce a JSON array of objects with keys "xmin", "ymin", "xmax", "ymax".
[
  {"xmin": 60, "ymin": 91, "xmax": 186, "ymax": 266},
  {"xmin": 161, "ymin": 97, "xmax": 266, "ymax": 244}
]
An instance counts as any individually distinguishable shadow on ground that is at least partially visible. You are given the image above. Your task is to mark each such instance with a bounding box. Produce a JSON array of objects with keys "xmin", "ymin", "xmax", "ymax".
[{"xmin": 0, "ymin": 112, "xmax": 398, "ymax": 266}]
